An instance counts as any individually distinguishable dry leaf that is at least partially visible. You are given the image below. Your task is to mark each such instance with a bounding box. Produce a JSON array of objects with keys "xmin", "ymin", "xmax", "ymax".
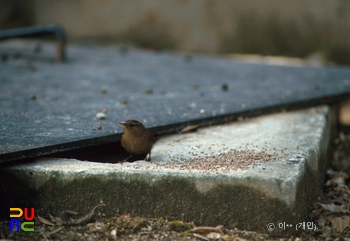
[
  {"xmin": 38, "ymin": 215, "xmax": 56, "ymax": 226},
  {"xmin": 189, "ymin": 225, "xmax": 224, "ymax": 235},
  {"xmin": 330, "ymin": 216, "xmax": 350, "ymax": 232},
  {"xmin": 192, "ymin": 233, "xmax": 208, "ymax": 240},
  {"xmin": 71, "ymin": 204, "xmax": 106, "ymax": 225}
]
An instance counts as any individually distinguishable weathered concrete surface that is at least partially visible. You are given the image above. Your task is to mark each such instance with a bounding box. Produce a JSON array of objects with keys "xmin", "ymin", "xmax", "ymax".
[{"xmin": 0, "ymin": 106, "xmax": 335, "ymax": 235}]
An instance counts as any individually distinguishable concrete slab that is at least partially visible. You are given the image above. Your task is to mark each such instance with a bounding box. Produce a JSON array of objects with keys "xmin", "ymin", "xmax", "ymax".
[{"xmin": 0, "ymin": 106, "xmax": 335, "ymax": 235}]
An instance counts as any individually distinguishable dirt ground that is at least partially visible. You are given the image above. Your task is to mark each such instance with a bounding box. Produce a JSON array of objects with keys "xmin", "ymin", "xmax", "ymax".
[{"xmin": 1, "ymin": 105, "xmax": 350, "ymax": 241}]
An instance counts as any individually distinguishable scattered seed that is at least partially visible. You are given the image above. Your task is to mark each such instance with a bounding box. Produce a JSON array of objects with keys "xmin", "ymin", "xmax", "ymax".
[
  {"xmin": 179, "ymin": 125, "xmax": 199, "ymax": 134},
  {"xmin": 221, "ymin": 83, "xmax": 228, "ymax": 91},
  {"xmin": 145, "ymin": 89, "xmax": 153, "ymax": 95},
  {"xmin": 158, "ymin": 149, "xmax": 279, "ymax": 173},
  {"xmin": 1, "ymin": 54, "xmax": 8, "ymax": 62},
  {"xmin": 119, "ymin": 45, "xmax": 129, "ymax": 56},
  {"xmin": 29, "ymin": 63, "xmax": 37, "ymax": 71}
]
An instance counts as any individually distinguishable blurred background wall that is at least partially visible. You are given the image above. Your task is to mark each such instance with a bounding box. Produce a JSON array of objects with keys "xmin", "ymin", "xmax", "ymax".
[{"xmin": 1, "ymin": 0, "xmax": 350, "ymax": 64}]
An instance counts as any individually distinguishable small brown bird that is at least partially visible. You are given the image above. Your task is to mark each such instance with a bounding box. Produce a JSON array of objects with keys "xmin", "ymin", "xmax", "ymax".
[{"xmin": 119, "ymin": 120, "xmax": 155, "ymax": 162}]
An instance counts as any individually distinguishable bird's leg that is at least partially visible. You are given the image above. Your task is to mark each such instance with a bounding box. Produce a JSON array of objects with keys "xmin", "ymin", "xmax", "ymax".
[
  {"xmin": 145, "ymin": 151, "xmax": 152, "ymax": 162},
  {"xmin": 121, "ymin": 155, "xmax": 133, "ymax": 163}
]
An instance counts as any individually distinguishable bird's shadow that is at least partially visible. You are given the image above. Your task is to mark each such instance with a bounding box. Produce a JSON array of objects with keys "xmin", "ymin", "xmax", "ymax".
[{"xmin": 46, "ymin": 142, "xmax": 135, "ymax": 163}]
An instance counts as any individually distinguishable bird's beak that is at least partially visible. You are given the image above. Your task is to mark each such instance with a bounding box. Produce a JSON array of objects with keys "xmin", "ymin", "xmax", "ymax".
[{"xmin": 119, "ymin": 122, "xmax": 126, "ymax": 126}]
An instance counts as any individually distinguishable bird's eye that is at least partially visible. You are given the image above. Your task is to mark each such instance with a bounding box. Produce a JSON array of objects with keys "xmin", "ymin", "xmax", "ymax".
[{"xmin": 129, "ymin": 123, "xmax": 135, "ymax": 127}]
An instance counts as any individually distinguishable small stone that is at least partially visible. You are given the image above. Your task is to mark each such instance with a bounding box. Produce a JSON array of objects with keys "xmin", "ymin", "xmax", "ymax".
[
  {"xmin": 88, "ymin": 221, "xmax": 105, "ymax": 233},
  {"xmin": 207, "ymin": 232, "xmax": 223, "ymax": 240},
  {"xmin": 188, "ymin": 102, "xmax": 196, "ymax": 109},
  {"xmin": 111, "ymin": 229, "xmax": 117, "ymax": 239},
  {"xmin": 33, "ymin": 43, "xmax": 42, "ymax": 53},
  {"xmin": 95, "ymin": 113, "xmax": 106, "ymax": 119}
]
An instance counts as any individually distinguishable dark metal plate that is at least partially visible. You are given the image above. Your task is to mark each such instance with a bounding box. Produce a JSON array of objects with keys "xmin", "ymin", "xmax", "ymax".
[{"xmin": 1, "ymin": 41, "xmax": 350, "ymax": 162}]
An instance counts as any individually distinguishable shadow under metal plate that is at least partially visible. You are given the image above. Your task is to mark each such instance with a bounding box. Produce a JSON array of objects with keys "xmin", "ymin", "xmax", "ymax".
[{"xmin": 1, "ymin": 41, "xmax": 350, "ymax": 163}]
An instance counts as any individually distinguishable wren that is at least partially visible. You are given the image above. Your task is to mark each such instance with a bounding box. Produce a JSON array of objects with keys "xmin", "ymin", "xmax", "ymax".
[{"xmin": 119, "ymin": 120, "xmax": 155, "ymax": 162}]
